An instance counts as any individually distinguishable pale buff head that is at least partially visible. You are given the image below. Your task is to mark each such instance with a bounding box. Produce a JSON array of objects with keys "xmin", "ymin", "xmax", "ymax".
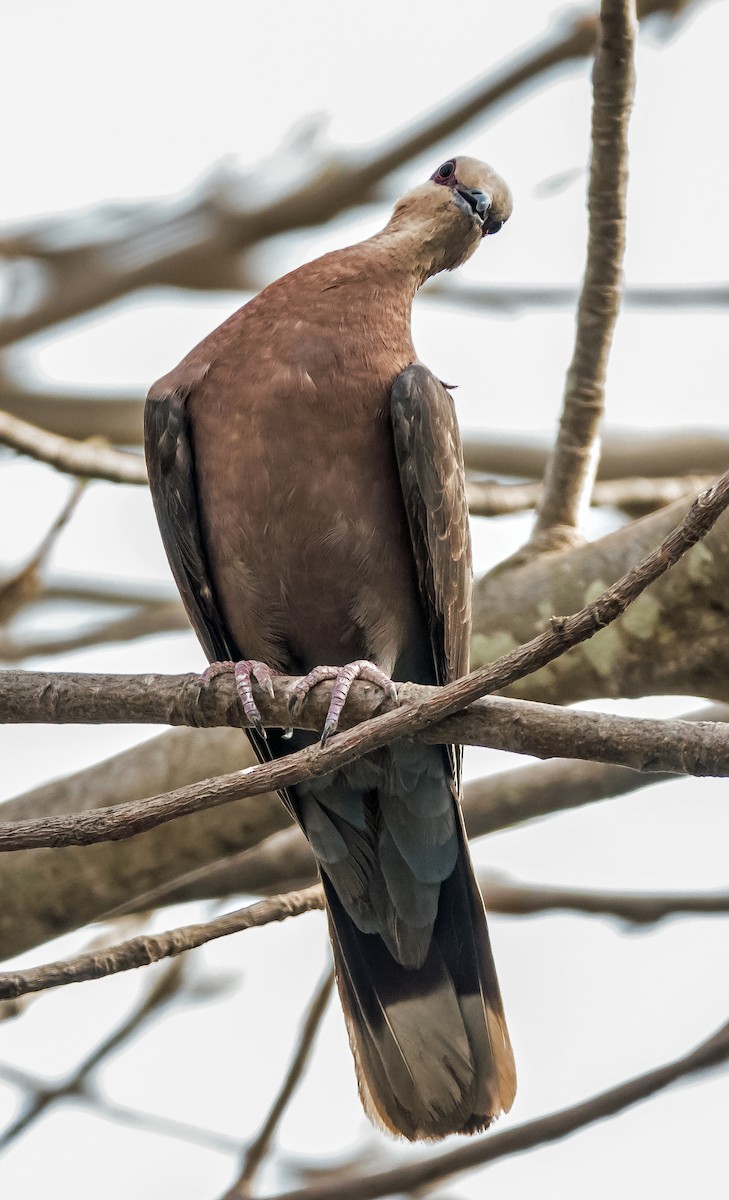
[{"xmin": 386, "ymin": 156, "xmax": 513, "ymax": 278}]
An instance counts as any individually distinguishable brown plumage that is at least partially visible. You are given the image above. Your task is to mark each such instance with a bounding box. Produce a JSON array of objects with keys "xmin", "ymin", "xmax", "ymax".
[{"xmin": 145, "ymin": 155, "xmax": 516, "ymax": 1139}]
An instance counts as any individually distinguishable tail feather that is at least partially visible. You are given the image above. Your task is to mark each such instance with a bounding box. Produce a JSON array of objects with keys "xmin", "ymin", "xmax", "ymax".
[
  {"xmin": 322, "ymin": 822, "xmax": 516, "ymax": 1140},
  {"xmin": 324, "ymin": 879, "xmax": 477, "ymax": 1140}
]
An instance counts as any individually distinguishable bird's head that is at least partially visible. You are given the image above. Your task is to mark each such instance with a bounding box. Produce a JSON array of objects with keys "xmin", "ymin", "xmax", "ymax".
[{"xmin": 387, "ymin": 156, "xmax": 512, "ymax": 277}]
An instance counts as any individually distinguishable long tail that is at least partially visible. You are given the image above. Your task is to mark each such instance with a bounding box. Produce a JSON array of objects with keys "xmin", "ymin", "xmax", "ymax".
[{"xmin": 322, "ymin": 816, "xmax": 516, "ymax": 1141}]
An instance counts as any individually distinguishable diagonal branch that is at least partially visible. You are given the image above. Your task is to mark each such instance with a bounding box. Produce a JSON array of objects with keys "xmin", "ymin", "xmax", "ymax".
[
  {"xmin": 531, "ymin": 0, "xmax": 636, "ymax": 552},
  {"xmin": 1, "ymin": 471, "xmax": 728, "ymax": 852},
  {"xmin": 0, "ymin": 956, "xmax": 188, "ymax": 1152},
  {"xmin": 224, "ymin": 968, "xmax": 335, "ymax": 1200},
  {"xmin": 260, "ymin": 1017, "xmax": 729, "ymax": 1200},
  {"xmin": 0, "ymin": 480, "xmax": 85, "ymax": 624},
  {"xmin": 0, "ymin": 407, "xmax": 147, "ymax": 484},
  {"xmin": 0, "ymin": 887, "xmax": 323, "ymax": 1000}
]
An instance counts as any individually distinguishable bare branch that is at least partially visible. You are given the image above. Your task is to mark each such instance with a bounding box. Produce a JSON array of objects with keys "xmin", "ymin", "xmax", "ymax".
[
  {"xmin": 463, "ymin": 427, "xmax": 729, "ymax": 482},
  {"xmin": 0, "ymin": 957, "xmax": 188, "ymax": 1151},
  {"xmin": 261, "ymin": 1017, "xmax": 729, "ymax": 1200},
  {"xmin": 225, "ymin": 968, "xmax": 335, "ymax": 1200},
  {"xmin": 467, "ymin": 473, "xmax": 716, "ymax": 519},
  {"xmin": 479, "ymin": 873, "xmax": 729, "ymax": 923},
  {"xmin": 0, "ymin": 887, "xmax": 323, "ymax": 1001},
  {"xmin": 531, "ymin": 0, "xmax": 636, "ymax": 550},
  {"xmin": 1, "ymin": 471, "xmax": 728, "ymax": 852},
  {"xmin": 0, "ymin": 600, "xmax": 187, "ymax": 664},
  {"xmin": 4, "ymin": 668, "xmax": 729, "ymax": 781},
  {"xmin": 0, "ymin": 407, "xmax": 147, "ymax": 483},
  {"xmin": 0, "ymin": 480, "xmax": 85, "ymax": 624}
]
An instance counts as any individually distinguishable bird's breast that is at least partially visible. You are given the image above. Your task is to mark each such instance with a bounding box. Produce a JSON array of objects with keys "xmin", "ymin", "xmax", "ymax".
[{"xmin": 190, "ymin": 317, "xmax": 427, "ymax": 678}]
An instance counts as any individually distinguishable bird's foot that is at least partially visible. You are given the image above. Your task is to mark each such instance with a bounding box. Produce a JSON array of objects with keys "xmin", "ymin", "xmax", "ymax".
[
  {"xmin": 288, "ymin": 660, "xmax": 398, "ymax": 747},
  {"xmin": 200, "ymin": 660, "xmax": 278, "ymax": 738}
]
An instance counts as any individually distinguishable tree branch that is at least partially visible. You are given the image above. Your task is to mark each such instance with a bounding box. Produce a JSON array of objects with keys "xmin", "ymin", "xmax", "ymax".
[
  {"xmin": 0, "ymin": 887, "xmax": 323, "ymax": 1001},
  {"xmin": 462, "ymin": 427, "xmax": 729, "ymax": 483},
  {"xmin": 0, "ymin": 956, "xmax": 188, "ymax": 1151},
  {"xmin": 425, "ymin": 280, "xmax": 729, "ymax": 314},
  {"xmin": 0, "ymin": 407, "xmax": 147, "ymax": 484},
  {"xmin": 224, "ymin": 968, "xmax": 335, "ymax": 1200},
  {"xmin": 466, "ymin": 473, "xmax": 716, "ymax": 519},
  {"xmin": 531, "ymin": 0, "xmax": 636, "ymax": 550},
  {"xmin": 1, "ymin": 470, "xmax": 728, "ymax": 852}
]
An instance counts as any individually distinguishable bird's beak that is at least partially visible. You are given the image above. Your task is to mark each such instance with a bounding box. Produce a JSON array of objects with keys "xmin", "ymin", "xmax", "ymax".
[{"xmin": 454, "ymin": 187, "xmax": 491, "ymax": 230}]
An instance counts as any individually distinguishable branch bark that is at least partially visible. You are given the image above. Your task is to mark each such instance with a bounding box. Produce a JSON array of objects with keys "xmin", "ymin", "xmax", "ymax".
[
  {"xmin": 531, "ymin": 0, "xmax": 636, "ymax": 550},
  {"xmin": 0, "ymin": 887, "xmax": 323, "ymax": 1000},
  {"xmin": 472, "ymin": 493, "xmax": 729, "ymax": 705}
]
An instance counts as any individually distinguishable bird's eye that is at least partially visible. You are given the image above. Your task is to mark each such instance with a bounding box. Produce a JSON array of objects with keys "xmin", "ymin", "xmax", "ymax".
[{"xmin": 437, "ymin": 161, "xmax": 455, "ymax": 179}]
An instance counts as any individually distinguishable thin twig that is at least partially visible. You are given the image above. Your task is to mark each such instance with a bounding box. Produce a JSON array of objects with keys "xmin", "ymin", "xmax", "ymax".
[
  {"xmin": 426, "ymin": 280, "xmax": 729, "ymax": 314},
  {"xmin": 479, "ymin": 874, "xmax": 729, "ymax": 924},
  {"xmin": 531, "ymin": 0, "xmax": 636, "ymax": 550},
  {"xmin": 0, "ymin": 957, "xmax": 187, "ymax": 1151},
  {"xmin": 225, "ymin": 969, "xmax": 335, "ymax": 1200},
  {"xmin": 0, "ymin": 472, "xmax": 728, "ymax": 852},
  {"xmin": 260, "ymin": 1017, "xmax": 729, "ymax": 1200},
  {"xmin": 0, "ymin": 480, "xmax": 85, "ymax": 624}
]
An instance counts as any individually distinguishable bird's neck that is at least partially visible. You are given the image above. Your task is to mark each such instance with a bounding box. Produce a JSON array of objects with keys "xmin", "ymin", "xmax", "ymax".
[{"xmin": 365, "ymin": 211, "xmax": 469, "ymax": 286}]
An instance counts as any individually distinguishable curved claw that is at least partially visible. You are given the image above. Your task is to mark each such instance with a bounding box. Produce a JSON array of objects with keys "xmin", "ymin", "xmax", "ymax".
[
  {"xmin": 289, "ymin": 660, "xmax": 398, "ymax": 746},
  {"xmin": 200, "ymin": 659, "xmax": 279, "ymax": 737}
]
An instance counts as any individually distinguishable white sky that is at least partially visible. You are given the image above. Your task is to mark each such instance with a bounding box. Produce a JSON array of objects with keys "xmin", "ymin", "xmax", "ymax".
[{"xmin": 1, "ymin": 1, "xmax": 728, "ymax": 1197}]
